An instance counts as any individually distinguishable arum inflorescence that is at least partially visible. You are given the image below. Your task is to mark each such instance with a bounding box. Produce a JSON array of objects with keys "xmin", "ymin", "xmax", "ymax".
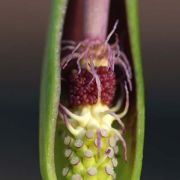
[
  {"xmin": 58, "ymin": 22, "xmax": 132, "ymax": 179},
  {"xmin": 39, "ymin": 0, "xmax": 144, "ymax": 180}
]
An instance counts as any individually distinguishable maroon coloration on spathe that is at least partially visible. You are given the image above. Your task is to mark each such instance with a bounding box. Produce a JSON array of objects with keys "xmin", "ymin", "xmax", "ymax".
[{"xmin": 68, "ymin": 66, "xmax": 116, "ymax": 106}]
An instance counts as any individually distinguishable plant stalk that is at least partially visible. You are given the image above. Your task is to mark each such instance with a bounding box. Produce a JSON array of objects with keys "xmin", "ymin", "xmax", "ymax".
[{"xmin": 83, "ymin": 0, "xmax": 110, "ymax": 41}]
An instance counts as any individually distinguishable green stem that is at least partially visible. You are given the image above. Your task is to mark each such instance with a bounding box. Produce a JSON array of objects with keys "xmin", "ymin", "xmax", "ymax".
[{"xmin": 39, "ymin": 0, "xmax": 68, "ymax": 180}]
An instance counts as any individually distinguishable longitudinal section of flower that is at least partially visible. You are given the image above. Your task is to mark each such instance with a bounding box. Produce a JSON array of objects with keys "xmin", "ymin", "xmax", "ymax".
[{"xmin": 59, "ymin": 26, "xmax": 132, "ymax": 180}]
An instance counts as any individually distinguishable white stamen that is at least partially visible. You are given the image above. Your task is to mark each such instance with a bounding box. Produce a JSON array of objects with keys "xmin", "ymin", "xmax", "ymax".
[
  {"xmin": 70, "ymin": 156, "xmax": 80, "ymax": 166},
  {"xmin": 100, "ymin": 128, "xmax": 109, "ymax": 137},
  {"xmin": 87, "ymin": 167, "xmax": 97, "ymax": 176},
  {"xmin": 62, "ymin": 167, "xmax": 69, "ymax": 176},
  {"xmin": 112, "ymin": 158, "xmax": 118, "ymax": 167},
  {"xmin": 74, "ymin": 139, "xmax": 84, "ymax": 148},
  {"xmin": 72, "ymin": 174, "xmax": 82, "ymax": 180},
  {"xmin": 85, "ymin": 130, "xmax": 94, "ymax": 139},
  {"xmin": 65, "ymin": 149, "xmax": 72, "ymax": 158},
  {"xmin": 64, "ymin": 136, "xmax": 71, "ymax": 145},
  {"xmin": 105, "ymin": 165, "xmax": 114, "ymax": 176},
  {"xmin": 84, "ymin": 150, "xmax": 93, "ymax": 158},
  {"xmin": 109, "ymin": 137, "xmax": 116, "ymax": 147}
]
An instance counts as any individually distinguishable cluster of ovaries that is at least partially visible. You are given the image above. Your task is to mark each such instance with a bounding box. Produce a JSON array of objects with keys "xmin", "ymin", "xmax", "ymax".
[{"xmin": 59, "ymin": 22, "xmax": 132, "ymax": 179}]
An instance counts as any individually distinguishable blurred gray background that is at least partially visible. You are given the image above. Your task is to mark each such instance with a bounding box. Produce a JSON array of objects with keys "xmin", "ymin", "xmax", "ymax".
[{"xmin": 0, "ymin": 0, "xmax": 180, "ymax": 179}]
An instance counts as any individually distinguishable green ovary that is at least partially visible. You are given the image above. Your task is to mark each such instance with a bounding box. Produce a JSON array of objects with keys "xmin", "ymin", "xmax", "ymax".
[{"xmin": 60, "ymin": 102, "xmax": 124, "ymax": 180}]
